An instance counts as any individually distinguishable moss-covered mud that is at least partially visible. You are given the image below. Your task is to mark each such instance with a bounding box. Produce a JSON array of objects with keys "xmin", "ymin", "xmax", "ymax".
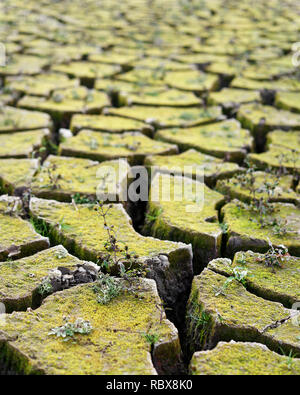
[
  {"xmin": 190, "ymin": 341, "xmax": 300, "ymax": 375},
  {"xmin": 1, "ymin": 0, "xmax": 300, "ymax": 376},
  {"xmin": 143, "ymin": 173, "xmax": 225, "ymax": 272},
  {"xmin": 0, "ymin": 279, "xmax": 182, "ymax": 374},
  {"xmin": 185, "ymin": 268, "xmax": 300, "ymax": 357},
  {"xmin": 222, "ymin": 200, "xmax": 300, "ymax": 257},
  {"xmin": 29, "ymin": 197, "xmax": 193, "ymax": 325},
  {"xmin": 0, "ymin": 245, "xmax": 85, "ymax": 313},
  {"xmin": 0, "ymin": 195, "xmax": 49, "ymax": 261}
]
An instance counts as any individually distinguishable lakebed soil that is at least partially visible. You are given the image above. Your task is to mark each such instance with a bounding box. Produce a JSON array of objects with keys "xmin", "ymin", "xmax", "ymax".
[{"xmin": 0, "ymin": 0, "xmax": 300, "ymax": 375}]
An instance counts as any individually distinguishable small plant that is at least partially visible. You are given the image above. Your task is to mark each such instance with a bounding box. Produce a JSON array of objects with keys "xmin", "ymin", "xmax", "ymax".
[
  {"xmin": 71, "ymin": 193, "xmax": 97, "ymax": 205},
  {"xmin": 219, "ymin": 222, "xmax": 228, "ymax": 234},
  {"xmin": 214, "ymin": 266, "xmax": 248, "ymax": 296},
  {"xmin": 38, "ymin": 277, "xmax": 53, "ymax": 296},
  {"xmin": 256, "ymin": 239, "xmax": 289, "ymax": 271},
  {"xmin": 141, "ymin": 332, "xmax": 159, "ymax": 346},
  {"xmin": 95, "ymin": 202, "xmax": 144, "ymax": 276},
  {"xmin": 58, "ymin": 218, "xmax": 72, "ymax": 231},
  {"xmin": 30, "ymin": 217, "xmax": 48, "ymax": 237},
  {"xmin": 48, "ymin": 318, "xmax": 92, "ymax": 342},
  {"xmin": 92, "ymin": 273, "xmax": 123, "ymax": 305},
  {"xmin": 145, "ymin": 208, "xmax": 163, "ymax": 224},
  {"xmin": 46, "ymin": 163, "xmax": 62, "ymax": 190}
]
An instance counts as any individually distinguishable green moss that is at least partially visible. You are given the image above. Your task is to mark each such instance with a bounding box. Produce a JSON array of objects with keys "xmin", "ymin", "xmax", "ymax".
[
  {"xmin": 116, "ymin": 69, "xmax": 166, "ymax": 87},
  {"xmin": 190, "ymin": 341, "xmax": 300, "ymax": 375},
  {"xmin": 222, "ymin": 200, "xmax": 300, "ymax": 256},
  {"xmin": 134, "ymin": 57, "xmax": 191, "ymax": 71},
  {"xmin": 31, "ymin": 156, "xmax": 130, "ymax": 202},
  {"xmin": 29, "ymin": 197, "xmax": 190, "ymax": 263},
  {"xmin": 186, "ymin": 268, "xmax": 295, "ymax": 353},
  {"xmin": 0, "ymin": 158, "xmax": 39, "ymax": 193},
  {"xmin": 156, "ymin": 119, "xmax": 253, "ymax": 162},
  {"xmin": 94, "ymin": 79, "xmax": 138, "ymax": 93},
  {"xmin": 275, "ymin": 92, "xmax": 300, "ymax": 114},
  {"xmin": 0, "ymin": 129, "xmax": 50, "ymax": 159},
  {"xmin": 164, "ymin": 70, "xmax": 219, "ymax": 92},
  {"xmin": 70, "ymin": 114, "xmax": 150, "ymax": 135},
  {"xmin": 248, "ymin": 145, "xmax": 300, "ymax": 175},
  {"xmin": 121, "ymin": 89, "xmax": 202, "ymax": 107},
  {"xmin": 7, "ymin": 73, "xmax": 80, "ymax": 97},
  {"xmin": 206, "ymin": 61, "xmax": 247, "ymax": 78},
  {"xmin": 0, "ymin": 196, "xmax": 49, "ymax": 260},
  {"xmin": 208, "ymin": 88, "xmax": 260, "ymax": 108},
  {"xmin": 0, "ymin": 279, "xmax": 181, "ymax": 374},
  {"xmin": 237, "ymin": 103, "xmax": 300, "ymax": 135},
  {"xmin": 107, "ymin": 105, "xmax": 223, "ymax": 128},
  {"xmin": 0, "ymin": 245, "xmax": 82, "ymax": 312},
  {"xmin": 208, "ymin": 251, "xmax": 300, "ymax": 307},
  {"xmin": 143, "ymin": 173, "xmax": 225, "ymax": 270},
  {"xmin": 0, "ymin": 106, "xmax": 52, "ymax": 133},
  {"xmin": 231, "ymin": 77, "xmax": 300, "ymax": 92},
  {"xmin": 0, "ymin": 55, "xmax": 48, "ymax": 76},
  {"xmin": 216, "ymin": 171, "xmax": 299, "ymax": 205},
  {"xmin": 145, "ymin": 149, "xmax": 241, "ymax": 187},
  {"xmin": 60, "ymin": 130, "xmax": 178, "ymax": 165},
  {"xmin": 241, "ymin": 64, "xmax": 293, "ymax": 81},
  {"xmin": 266, "ymin": 130, "xmax": 300, "ymax": 152},
  {"xmin": 89, "ymin": 52, "xmax": 138, "ymax": 66},
  {"xmin": 51, "ymin": 62, "xmax": 120, "ymax": 81},
  {"xmin": 18, "ymin": 87, "xmax": 109, "ymax": 118}
]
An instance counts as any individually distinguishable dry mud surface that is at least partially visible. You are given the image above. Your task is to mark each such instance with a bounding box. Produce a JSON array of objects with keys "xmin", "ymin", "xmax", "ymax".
[{"xmin": 0, "ymin": 0, "xmax": 300, "ymax": 375}]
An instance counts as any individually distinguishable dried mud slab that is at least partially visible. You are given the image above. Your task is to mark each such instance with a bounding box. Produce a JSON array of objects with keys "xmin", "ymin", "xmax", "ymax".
[
  {"xmin": 60, "ymin": 130, "xmax": 178, "ymax": 165},
  {"xmin": 185, "ymin": 268, "xmax": 300, "ymax": 356},
  {"xmin": 31, "ymin": 155, "xmax": 130, "ymax": 202},
  {"xmin": 266, "ymin": 129, "xmax": 300, "ymax": 151},
  {"xmin": 0, "ymin": 55, "xmax": 49, "ymax": 77},
  {"xmin": 29, "ymin": 198, "xmax": 193, "ymax": 322},
  {"xmin": 7, "ymin": 73, "xmax": 80, "ymax": 97},
  {"xmin": 143, "ymin": 173, "xmax": 225, "ymax": 271},
  {"xmin": 156, "ymin": 119, "xmax": 253, "ymax": 162},
  {"xmin": 0, "ymin": 245, "xmax": 87, "ymax": 313},
  {"xmin": 237, "ymin": 105, "xmax": 300, "ymax": 132},
  {"xmin": 164, "ymin": 71, "xmax": 219, "ymax": 93},
  {"xmin": 106, "ymin": 105, "xmax": 224, "ymax": 129},
  {"xmin": 18, "ymin": 87, "xmax": 110, "ymax": 122},
  {"xmin": 207, "ymin": 88, "xmax": 260, "ymax": 113},
  {"xmin": 0, "ymin": 107, "xmax": 52, "ymax": 133},
  {"xmin": 120, "ymin": 89, "xmax": 202, "ymax": 107},
  {"xmin": 70, "ymin": 114, "xmax": 152, "ymax": 135},
  {"xmin": 145, "ymin": 149, "xmax": 241, "ymax": 187},
  {"xmin": 208, "ymin": 251, "xmax": 300, "ymax": 307},
  {"xmin": 0, "ymin": 279, "xmax": 181, "ymax": 374},
  {"xmin": 0, "ymin": 195, "xmax": 49, "ymax": 261},
  {"xmin": 51, "ymin": 62, "xmax": 121, "ymax": 85},
  {"xmin": 231, "ymin": 77, "xmax": 300, "ymax": 92},
  {"xmin": 0, "ymin": 158, "xmax": 39, "ymax": 194},
  {"xmin": 0, "ymin": 129, "xmax": 50, "ymax": 159},
  {"xmin": 216, "ymin": 171, "xmax": 299, "ymax": 205},
  {"xmin": 248, "ymin": 146, "xmax": 300, "ymax": 176},
  {"xmin": 116, "ymin": 69, "xmax": 166, "ymax": 87},
  {"xmin": 221, "ymin": 200, "xmax": 300, "ymax": 257},
  {"xmin": 237, "ymin": 103, "xmax": 300, "ymax": 148},
  {"xmin": 189, "ymin": 341, "xmax": 300, "ymax": 375},
  {"xmin": 275, "ymin": 92, "xmax": 300, "ymax": 114}
]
